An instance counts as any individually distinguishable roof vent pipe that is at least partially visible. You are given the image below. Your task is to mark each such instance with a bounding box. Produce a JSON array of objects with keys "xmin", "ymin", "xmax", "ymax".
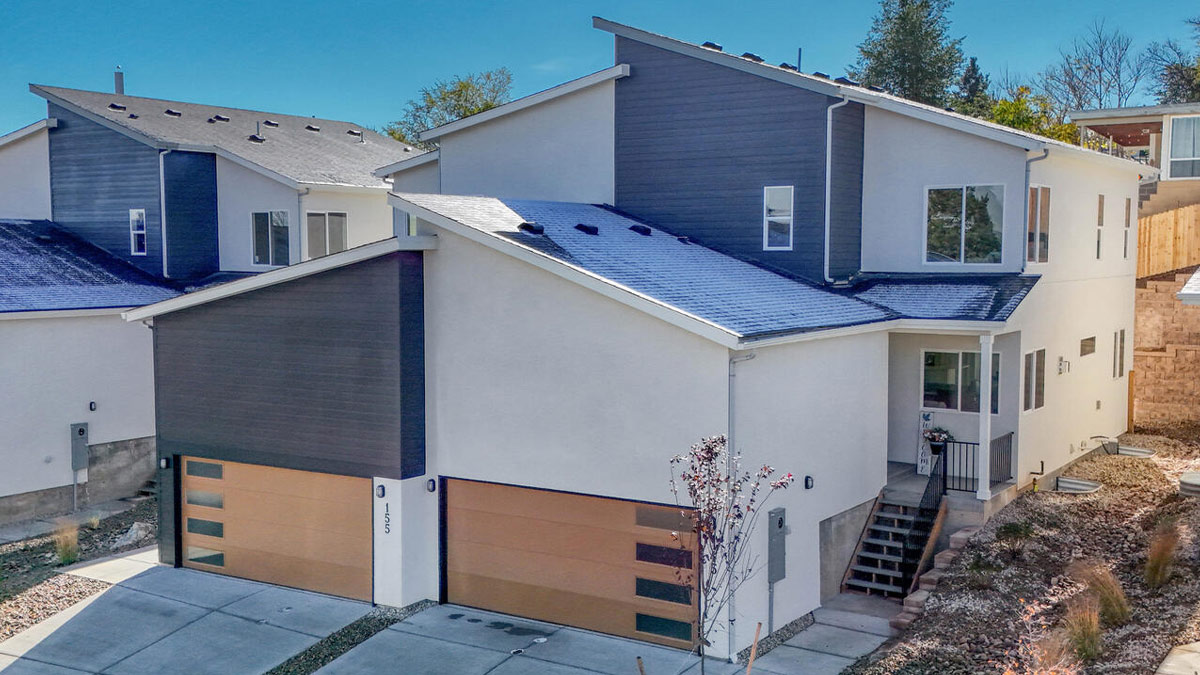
[
  {"xmin": 797, "ymin": 48, "xmax": 802, "ymax": 71},
  {"xmin": 114, "ymin": 67, "xmax": 124, "ymax": 95}
]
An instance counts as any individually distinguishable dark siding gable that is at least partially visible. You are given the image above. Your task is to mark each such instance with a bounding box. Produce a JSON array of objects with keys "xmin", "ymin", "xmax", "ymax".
[
  {"xmin": 829, "ymin": 102, "xmax": 864, "ymax": 279},
  {"xmin": 162, "ymin": 151, "xmax": 219, "ymax": 280},
  {"xmin": 153, "ymin": 253, "xmax": 423, "ymax": 481},
  {"xmin": 613, "ymin": 37, "xmax": 864, "ymax": 282},
  {"xmin": 47, "ymin": 103, "xmax": 163, "ymax": 277}
]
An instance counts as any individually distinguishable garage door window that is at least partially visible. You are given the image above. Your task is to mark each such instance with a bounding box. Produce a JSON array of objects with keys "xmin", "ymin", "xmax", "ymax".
[
  {"xmin": 185, "ymin": 490, "xmax": 224, "ymax": 509},
  {"xmin": 636, "ymin": 614, "xmax": 693, "ymax": 642},
  {"xmin": 186, "ymin": 546, "xmax": 225, "ymax": 567},
  {"xmin": 635, "ymin": 578, "xmax": 692, "ymax": 605},
  {"xmin": 635, "ymin": 506, "xmax": 693, "ymax": 532},
  {"xmin": 186, "ymin": 518, "xmax": 224, "ymax": 538},
  {"xmin": 186, "ymin": 460, "xmax": 223, "ymax": 480},
  {"xmin": 635, "ymin": 543, "xmax": 693, "ymax": 569}
]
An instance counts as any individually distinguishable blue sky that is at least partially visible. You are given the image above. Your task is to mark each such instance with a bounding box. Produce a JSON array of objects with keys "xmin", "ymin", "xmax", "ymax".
[{"xmin": 0, "ymin": 0, "xmax": 1195, "ymax": 133}]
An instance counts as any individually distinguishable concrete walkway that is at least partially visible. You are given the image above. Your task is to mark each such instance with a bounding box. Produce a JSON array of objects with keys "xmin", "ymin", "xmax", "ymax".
[
  {"xmin": 1157, "ymin": 642, "xmax": 1200, "ymax": 674},
  {"xmin": 752, "ymin": 593, "xmax": 897, "ymax": 675},
  {"xmin": 0, "ymin": 500, "xmax": 139, "ymax": 544},
  {"xmin": 0, "ymin": 563, "xmax": 370, "ymax": 673}
]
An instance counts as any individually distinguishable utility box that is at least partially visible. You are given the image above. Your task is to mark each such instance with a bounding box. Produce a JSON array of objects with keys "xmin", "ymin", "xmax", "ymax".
[
  {"xmin": 70, "ymin": 423, "xmax": 89, "ymax": 472},
  {"xmin": 767, "ymin": 506, "xmax": 786, "ymax": 584}
]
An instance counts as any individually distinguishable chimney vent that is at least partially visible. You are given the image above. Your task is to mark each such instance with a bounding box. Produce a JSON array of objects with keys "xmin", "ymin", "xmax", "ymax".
[
  {"xmin": 797, "ymin": 48, "xmax": 803, "ymax": 71},
  {"xmin": 114, "ymin": 67, "xmax": 124, "ymax": 95}
]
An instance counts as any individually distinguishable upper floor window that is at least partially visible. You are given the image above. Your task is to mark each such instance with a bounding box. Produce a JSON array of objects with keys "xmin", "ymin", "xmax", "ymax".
[
  {"xmin": 762, "ymin": 186, "xmax": 793, "ymax": 250},
  {"xmin": 306, "ymin": 212, "xmax": 348, "ymax": 259},
  {"xmin": 1169, "ymin": 116, "xmax": 1200, "ymax": 178},
  {"xmin": 1096, "ymin": 194, "xmax": 1105, "ymax": 259},
  {"xmin": 129, "ymin": 209, "xmax": 147, "ymax": 256},
  {"xmin": 1124, "ymin": 197, "xmax": 1132, "ymax": 260},
  {"xmin": 922, "ymin": 350, "xmax": 1000, "ymax": 414},
  {"xmin": 926, "ymin": 185, "xmax": 1003, "ymax": 264},
  {"xmin": 1080, "ymin": 336, "xmax": 1096, "ymax": 356},
  {"xmin": 1112, "ymin": 329, "xmax": 1126, "ymax": 378},
  {"xmin": 252, "ymin": 211, "xmax": 289, "ymax": 266},
  {"xmin": 1027, "ymin": 186, "xmax": 1050, "ymax": 263},
  {"xmin": 1023, "ymin": 348, "xmax": 1046, "ymax": 412}
]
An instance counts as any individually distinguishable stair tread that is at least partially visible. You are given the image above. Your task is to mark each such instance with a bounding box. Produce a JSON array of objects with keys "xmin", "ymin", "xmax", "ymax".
[
  {"xmin": 869, "ymin": 524, "xmax": 913, "ymax": 535},
  {"xmin": 864, "ymin": 537, "xmax": 904, "ymax": 548},
  {"xmin": 845, "ymin": 578, "xmax": 904, "ymax": 593},
  {"xmin": 876, "ymin": 512, "xmax": 917, "ymax": 521},
  {"xmin": 857, "ymin": 550, "xmax": 904, "ymax": 563},
  {"xmin": 851, "ymin": 565, "xmax": 904, "ymax": 578}
]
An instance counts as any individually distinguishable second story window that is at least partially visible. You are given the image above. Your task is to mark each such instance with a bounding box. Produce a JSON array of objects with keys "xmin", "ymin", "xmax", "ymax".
[
  {"xmin": 306, "ymin": 212, "xmax": 348, "ymax": 259},
  {"xmin": 926, "ymin": 185, "xmax": 1003, "ymax": 264},
  {"xmin": 252, "ymin": 211, "xmax": 289, "ymax": 266},
  {"xmin": 129, "ymin": 209, "xmax": 147, "ymax": 256},
  {"xmin": 1124, "ymin": 197, "xmax": 1132, "ymax": 260},
  {"xmin": 1096, "ymin": 194, "xmax": 1105, "ymax": 259},
  {"xmin": 762, "ymin": 186, "xmax": 793, "ymax": 250},
  {"xmin": 1027, "ymin": 186, "xmax": 1050, "ymax": 263},
  {"xmin": 1169, "ymin": 116, "xmax": 1200, "ymax": 178}
]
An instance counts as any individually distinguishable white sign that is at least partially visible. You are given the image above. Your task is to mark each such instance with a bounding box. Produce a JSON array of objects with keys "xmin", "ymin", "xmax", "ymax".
[{"xmin": 917, "ymin": 412, "xmax": 934, "ymax": 476}]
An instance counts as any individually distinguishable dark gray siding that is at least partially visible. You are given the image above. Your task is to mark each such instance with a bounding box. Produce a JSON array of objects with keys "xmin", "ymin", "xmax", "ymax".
[
  {"xmin": 829, "ymin": 102, "xmax": 864, "ymax": 279},
  {"xmin": 163, "ymin": 151, "xmax": 219, "ymax": 280},
  {"xmin": 613, "ymin": 37, "xmax": 864, "ymax": 282},
  {"xmin": 153, "ymin": 251, "xmax": 424, "ymax": 491},
  {"xmin": 48, "ymin": 103, "xmax": 163, "ymax": 277}
]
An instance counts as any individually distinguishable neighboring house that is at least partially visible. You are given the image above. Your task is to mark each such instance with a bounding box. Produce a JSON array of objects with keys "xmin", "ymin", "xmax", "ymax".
[
  {"xmin": 24, "ymin": 81, "xmax": 417, "ymax": 279},
  {"xmin": 1072, "ymin": 102, "xmax": 1200, "ymax": 217},
  {"xmin": 0, "ymin": 220, "xmax": 177, "ymax": 523},
  {"xmin": 128, "ymin": 18, "xmax": 1145, "ymax": 660},
  {"xmin": 0, "ymin": 119, "xmax": 54, "ymax": 220}
]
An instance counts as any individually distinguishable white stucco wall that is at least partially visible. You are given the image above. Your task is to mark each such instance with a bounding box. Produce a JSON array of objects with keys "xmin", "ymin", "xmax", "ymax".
[
  {"xmin": 0, "ymin": 313, "xmax": 156, "ymax": 498},
  {"xmin": 0, "ymin": 126, "xmax": 51, "ymax": 220},
  {"xmin": 861, "ymin": 107, "xmax": 1028, "ymax": 273},
  {"xmin": 389, "ymin": 161, "xmax": 439, "ymax": 194},
  {"xmin": 215, "ymin": 156, "xmax": 299, "ymax": 272},
  {"xmin": 301, "ymin": 187, "xmax": 392, "ymax": 259},
  {"xmin": 436, "ymin": 81, "xmax": 616, "ymax": 203}
]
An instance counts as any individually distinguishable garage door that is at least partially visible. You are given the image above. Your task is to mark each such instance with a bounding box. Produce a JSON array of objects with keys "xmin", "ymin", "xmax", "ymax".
[
  {"xmin": 446, "ymin": 479, "xmax": 699, "ymax": 649},
  {"xmin": 180, "ymin": 457, "xmax": 372, "ymax": 601}
]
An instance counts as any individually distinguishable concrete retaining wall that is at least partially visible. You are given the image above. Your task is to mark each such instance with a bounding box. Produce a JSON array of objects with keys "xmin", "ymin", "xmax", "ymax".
[{"xmin": 818, "ymin": 497, "xmax": 876, "ymax": 601}]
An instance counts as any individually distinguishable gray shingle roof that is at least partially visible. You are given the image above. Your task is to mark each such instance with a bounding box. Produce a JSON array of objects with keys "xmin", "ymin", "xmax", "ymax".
[
  {"xmin": 851, "ymin": 275, "xmax": 1038, "ymax": 322},
  {"xmin": 0, "ymin": 220, "xmax": 179, "ymax": 313},
  {"xmin": 32, "ymin": 85, "xmax": 420, "ymax": 188}
]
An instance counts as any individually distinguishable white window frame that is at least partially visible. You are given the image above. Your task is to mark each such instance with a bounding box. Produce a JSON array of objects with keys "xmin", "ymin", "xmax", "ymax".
[
  {"xmin": 1096, "ymin": 194, "xmax": 1105, "ymax": 260},
  {"xmin": 1022, "ymin": 348, "xmax": 1047, "ymax": 413},
  {"xmin": 1026, "ymin": 184, "xmax": 1051, "ymax": 264},
  {"xmin": 250, "ymin": 210, "xmax": 290, "ymax": 267},
  {"xmin": 1166, "ymin": 114, "xmax": 1200, "ymax": 180},
  {"xmin": 305, "ymin": 211, "xmax": 348, "ymax": 260},
  {"xmin": 762, "ymin": 185, "xmax": 794, "ymax": 251},
  {"xmin": 923, "ymin": 183, "xmax": 1006, "ymax": 266},
  {"xmin": 129, "ymin": 208, "xmax": 147, "ymax": 256},
  {"xmin": 1112, "ymin": 329, "xmax": 1126, "ymax": 378},
  {"xmin": 919, "ymin": 349, "xmax": 1001, "ymax": 415}
]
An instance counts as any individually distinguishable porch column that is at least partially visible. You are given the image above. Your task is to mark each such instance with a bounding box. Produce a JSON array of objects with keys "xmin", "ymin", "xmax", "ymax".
[{"xmin": 977, "ymin": 334, "xmax": 994, "ymax": 501}]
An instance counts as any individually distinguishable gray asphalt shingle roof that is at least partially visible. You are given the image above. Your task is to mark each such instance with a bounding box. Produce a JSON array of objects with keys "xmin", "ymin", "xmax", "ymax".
[
  {"xmin": 0, "ymin": 220, "xmax": 179, "ymax": 313},
  {"xmin": 32, "ymin": 85, "xmax": 419, "ymax": 188},
  {"xmin": 397, "ymin": 194, "xmax": 1039, "ymax": 338}
]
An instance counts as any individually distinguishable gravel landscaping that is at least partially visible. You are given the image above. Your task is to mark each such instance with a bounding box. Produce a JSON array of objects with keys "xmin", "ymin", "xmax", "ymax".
[
  {"xmin": 266, "ymin": 600, "xmax": 436, "ymax": 675},
  {"xmin": 846, "ymin": 429, "xmax": 1200, "ymax": 674},
  {"xmin": 0, "ymin": 573, "xmax": 110, "ymax": 642}
]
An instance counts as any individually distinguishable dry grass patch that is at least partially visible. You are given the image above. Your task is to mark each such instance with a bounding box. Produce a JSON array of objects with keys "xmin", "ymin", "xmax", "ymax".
[
  {"xmin": 1070, "ymin": 561, "xmax": 1130, "ymax": 627},
  {"xmin": 1145, "ymin": 519, "xmax": 1181, "ymax": 589},
  {"xmin": 52, "ymin": 521, "xmax": 78, "ymax": 566},
  {"xmin": 1063, "ymin": 595, "xmax": 1102, "ymax": 662}
]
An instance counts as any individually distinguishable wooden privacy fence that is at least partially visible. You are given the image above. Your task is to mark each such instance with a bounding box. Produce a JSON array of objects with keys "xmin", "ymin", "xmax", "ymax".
[{"xmin": 1139, "ymin": 204, "xmax": 1200, "ymax": 278}]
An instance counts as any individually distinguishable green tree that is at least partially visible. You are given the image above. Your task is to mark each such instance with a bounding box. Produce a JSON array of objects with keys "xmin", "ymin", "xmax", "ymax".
[
  {"xmin": 989, "ymin": 86, "xmax": 1078, "ymax": 143},
  {"xmin": 849, "ymin": 0, "xmax": 964, "ymax": 106},
  {"xmin": 385, "ymin": 68, "xmax": 513, "ymax": 150},
  {"xmin": 1145, "ymin": 17, "xmax": 1200, "ymax": 104},
  {"xmin": 953, "ymin": 56, "xmax": 993, "ymax": 118}
]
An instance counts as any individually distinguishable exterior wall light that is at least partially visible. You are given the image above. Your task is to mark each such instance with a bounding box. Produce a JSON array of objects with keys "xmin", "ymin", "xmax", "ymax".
[
  {"xmin": 426, "ymin": 479, "xmax": 437, "ymax": 493},
  {"xmin": 804, "ymin": 475, "xmax": 814, "ymax": 489}
]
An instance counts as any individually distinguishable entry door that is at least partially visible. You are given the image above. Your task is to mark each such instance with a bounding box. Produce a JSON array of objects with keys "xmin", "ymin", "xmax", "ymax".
[
  {"xmin": 179, "ymin": 457, "xmax": 372, "ymax": 601},
  {"xmin": 445, "ymin": 479, "xmax": 699, "ymax": 648}
]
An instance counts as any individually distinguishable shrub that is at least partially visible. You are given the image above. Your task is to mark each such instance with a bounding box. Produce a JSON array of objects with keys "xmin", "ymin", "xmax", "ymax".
[
  {"xmin": 1063, "ymin": 595, "xmax": 1102, "ymax": 662},
  {"xmin": 1070, "ymin": 561, "xmax": 1130, "ymax": 626},
  {"xmin": 1145, "ymin": 519, "xmax": 1181, "ymax": 589},
  {"xmin": 996, "ymin": 521, "xmax": 1035, "ymax": 561},
  {"xmin": 86, "ymin": 515, "xmax": 100, "ymax": 530},
  {"xmin": 53, "ymin": 521, "xmax": 79, "ymax": 565},
  {"xmin": 965, "ymin": 551, "xmax": 1000, "ymax": 590}
]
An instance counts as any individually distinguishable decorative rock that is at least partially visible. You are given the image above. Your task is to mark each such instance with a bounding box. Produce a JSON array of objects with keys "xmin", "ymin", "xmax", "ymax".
[
  {"xmin": 111, "ymin": 521, "xmax": 153, "ymax": 550},
  {"xmin": 1181, "ymin": 472, "xmax": 1200, "ymax": 498}
]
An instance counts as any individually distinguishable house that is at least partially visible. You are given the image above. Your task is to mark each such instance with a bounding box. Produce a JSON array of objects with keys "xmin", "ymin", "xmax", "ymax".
[
  {"xmin": 0, "ymin": 80, "xmax": 416, "ymax": 522},
  {"xmin": 1072, "ymin": 102, "xmax": 1200, "ymax": 217},
  {"xmin": 126, "ymin": 18, "xmax": 1146, "ymax": 660},
  {"xmin": 0, "ymin": 220, "xmax": 178, "ymax": 522}
]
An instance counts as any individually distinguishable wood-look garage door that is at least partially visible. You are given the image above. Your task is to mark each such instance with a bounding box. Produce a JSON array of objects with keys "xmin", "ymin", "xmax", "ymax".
[
  {"xmin": 180, "ymin": 457, "xmax": 372, "ymax": 601},
  {"xmin": 446, "ymin": 479, "xmax": 699, "ymax": 649}
]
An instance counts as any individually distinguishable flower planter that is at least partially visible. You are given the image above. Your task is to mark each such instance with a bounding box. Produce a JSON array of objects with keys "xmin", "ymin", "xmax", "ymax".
[{"xmin": 929, "ymin": 441, "xmax": 946, "ymax": 455}]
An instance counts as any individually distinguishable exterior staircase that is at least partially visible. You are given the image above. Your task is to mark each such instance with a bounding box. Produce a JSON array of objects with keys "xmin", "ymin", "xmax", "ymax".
[
  {"xmin": 1140, "ymin": 179, "xmax": 1158, "ymax": 209},
  {"xmin": 123, "ymin": 477, "xmax": 158, "ymax": 503}
]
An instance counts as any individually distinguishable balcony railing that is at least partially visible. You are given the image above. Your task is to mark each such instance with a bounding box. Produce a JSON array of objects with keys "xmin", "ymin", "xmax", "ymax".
[{"xmin": 941, "ymin": 432, "xmax": 1015, "ymax": 493}]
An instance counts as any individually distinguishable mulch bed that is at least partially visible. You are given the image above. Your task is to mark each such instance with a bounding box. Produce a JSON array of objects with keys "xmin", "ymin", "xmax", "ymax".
[{"xmin": 846, "ymin": 429, "xmax": 1200, "ymax": 674}]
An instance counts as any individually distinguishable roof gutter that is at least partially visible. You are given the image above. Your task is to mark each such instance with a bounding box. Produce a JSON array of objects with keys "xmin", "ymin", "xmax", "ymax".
[{"xmin": 823, "ymin": 95, "xmax": 850, "ymax": 284}]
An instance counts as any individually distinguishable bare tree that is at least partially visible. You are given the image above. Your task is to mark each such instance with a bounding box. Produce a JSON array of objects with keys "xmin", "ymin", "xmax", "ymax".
[{"xmin": 1041, "ymin": 19, "xmax": 1149, "ymax": 113}]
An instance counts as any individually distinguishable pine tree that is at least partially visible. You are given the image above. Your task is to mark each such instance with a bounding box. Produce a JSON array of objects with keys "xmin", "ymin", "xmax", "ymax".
[
  {"xmin": 849, "ymin": 0, "xmax": 964, "ymax": 106},
  {"xmin": 954, "ymin": 56, "xmax": 993, "ymax": 117}
]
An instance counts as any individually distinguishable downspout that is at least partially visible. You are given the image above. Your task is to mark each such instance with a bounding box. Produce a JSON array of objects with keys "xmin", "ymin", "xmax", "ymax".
[
  {"xmin": 1022, "ymin": 148, "xmax": 1050, "ymax": 273},
  {"xmin": 727, "ymin": 351, "xmax": 756, "ymax": 662},
  {"xmin": 823, "ymin": 95, "xmax": 850, "ymax": 284},
  {"xmin": 297, "ymin": 187, "xmax": 309, "ymax": 260},
  {"xmin": 158, "ymin": 149, "xmax": 172, "ymax": 278}
]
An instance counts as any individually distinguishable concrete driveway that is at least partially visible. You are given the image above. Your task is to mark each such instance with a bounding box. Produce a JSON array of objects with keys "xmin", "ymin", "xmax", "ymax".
[
  {"xmin": 318, "ymin": 604, "xmax": 742, "ymax": 675},
  {"xmin": 0, "ymin": 566, "xmax": 371, "ymax": 674}
]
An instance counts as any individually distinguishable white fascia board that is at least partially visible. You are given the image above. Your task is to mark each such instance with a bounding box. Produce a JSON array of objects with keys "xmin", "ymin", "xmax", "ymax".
[
  {"xmin": 123, "ymin": 238, "xmax": 405, "ymax": 321},
  {"xmin": 388, "ymin": 193, "xmax": 742, "ymax": 348},
  {"xmin": 299, "ymin": 182, "xmax": 390, "ymax": 194},
  {"xmin": 373, "ymin": 150, "xmax": 439, "ymax": 178},
  {"xmin": 1072, "ymin": 103, "xmax": 1200, "ymax": 121},
  {"xmin": 0, "ymin": 118, "xmax": 56, "ymax": 149},
  {"xmin": 0, "ymin": 307, "xmax": 130, "ymax": 321},
  {"xmin": 30, "ymin": 85, "xmax": 161, "ymax": 147},
  {"xmin": 735, "ymin": 318, "xmax": 1003, "ymax": 349},
  {"xmin": 418, "ymin": 65, "xmax": 631, "ymax": 142}
]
